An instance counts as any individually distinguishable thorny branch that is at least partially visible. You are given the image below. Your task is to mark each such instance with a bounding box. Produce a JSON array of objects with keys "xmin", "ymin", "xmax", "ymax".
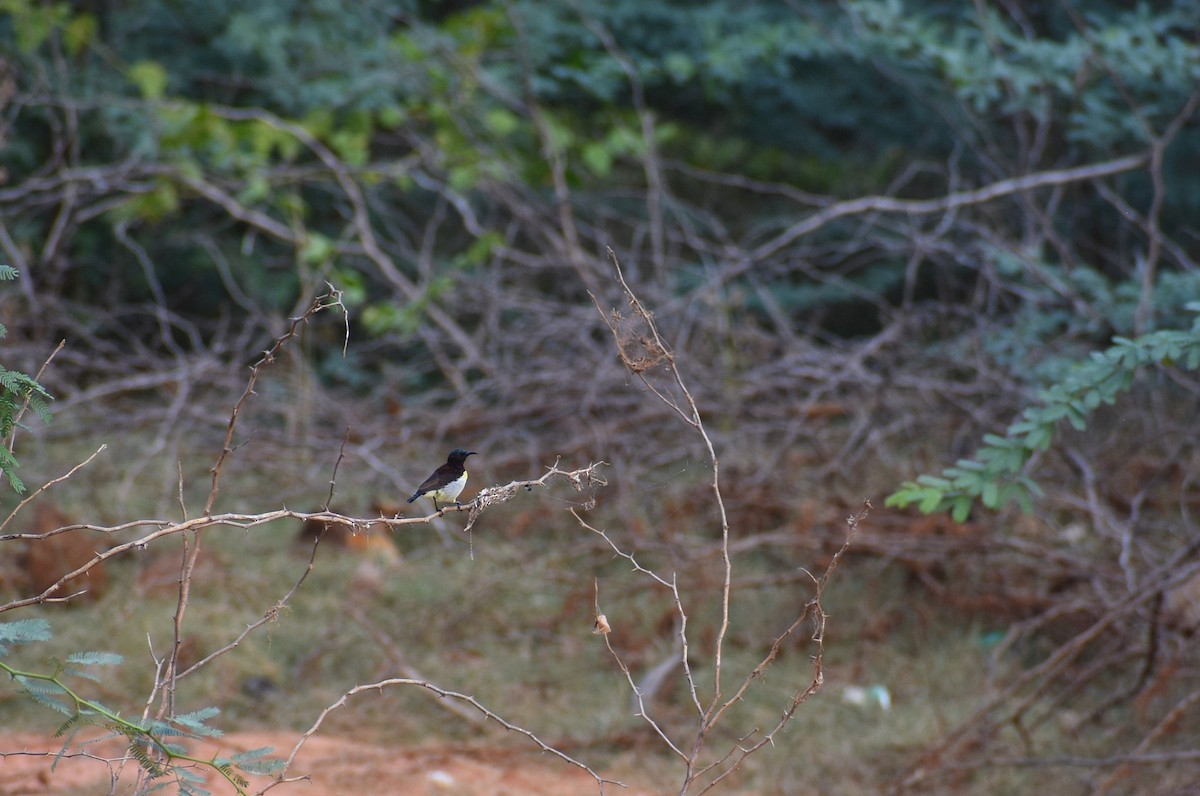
[
  {"xmin": 591, "ymin": 253, "xmax": 861, "ymax": 794},
  {"xmin": 259, "ymin": 677, "xmax": 624, "ymax": 795},
  {"xmin": 694, "ymin": 502, "xmax": 868, "ymax": 795},
  {"xmin": 0, "ymin": 286, "xmax": 620, "ymax": 795},
  {"xmin": 0, "ymin": 464, "xmax": 615, "ymax": 792},
  {"xmin": 158, "ymin": 289, "xmax": 344, "ymax": 722},
  {"xmin": 0, "ymin": 443, "xmax": 106, "ymax": 534},
  {"xmin": 0, "ymin": 464, "xmax": 608, "ymax": 614},
  {"xmin": 205, "ymin": 289, "xmax": 346, "ymax": 516},
  {"xmin": 593, "ymin": 250, "xmax": 739, "ymax": 743}
]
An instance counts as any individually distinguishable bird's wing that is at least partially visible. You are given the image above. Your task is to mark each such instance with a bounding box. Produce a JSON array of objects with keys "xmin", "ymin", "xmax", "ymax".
[{"xmin": 410, "ymin": 467, "xmax": 448, "ymax": 500}]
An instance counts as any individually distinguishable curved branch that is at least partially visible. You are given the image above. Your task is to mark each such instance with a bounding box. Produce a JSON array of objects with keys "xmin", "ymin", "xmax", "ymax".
[{"xmin": 260, "ymin": 677, "xmax": 623, "ymax": 795}]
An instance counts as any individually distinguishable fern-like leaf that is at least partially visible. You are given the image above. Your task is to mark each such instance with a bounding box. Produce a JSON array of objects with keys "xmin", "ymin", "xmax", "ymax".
[
  {"xmin": 0, "ymin": 618, "xmax": 52, "ymax": 645},
  {"xmin": 0, "ymin": 286, "xmax": 54, "ymax": 491},
  {"xmin": 20, "ymin": 685, "xmax": 73, "ymax": 716},
  {"xmin": 176, "ymin": 766, "xmax": 213, "ymax": 796},
  {"xmin": 64, "ymin": 652, "xmax": 124, "ymax": 682},
  {"xmin": 65, "ymin": 651, "xmax": 124, "ymax": 664},
  {"xmin": 54, "ymin": 713, "xmax": 85, "ymax": 738},
  {"xmin": 888, "ymin": 318, "xmax": 1200, "ymax": 518},
  {"xmin": 171, "ymin": 706, "xmax": 224, "ymax": 738},
  {"xmin": 215, "ymin": 762, "xmax": 250, "ymax": 789},
  {"xmin": 127, "ymin": 740, "xmax": 169, "ymax": 779},
  {"xmin": 234, "ymin": 755, "xmax": 286, "ymax": 776},
  {"xmin": 228, "ymin": 747, "xmax": 274, "ymax": 763},
  {"xmin": 52, "ymin": 723, "xmax": 83, "ymax": 771}
]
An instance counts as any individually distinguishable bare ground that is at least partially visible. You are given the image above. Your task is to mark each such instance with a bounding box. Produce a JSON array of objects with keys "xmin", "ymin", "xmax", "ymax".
[{"xmin": 0, "ymin": 731, "xmax": 665, "ymax": 796}]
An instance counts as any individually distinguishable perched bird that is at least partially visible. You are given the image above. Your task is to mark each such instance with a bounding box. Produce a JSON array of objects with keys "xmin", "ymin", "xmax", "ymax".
[{"xmin": 407, "ymin": 449, "xmax": 476, "ymax": 511}]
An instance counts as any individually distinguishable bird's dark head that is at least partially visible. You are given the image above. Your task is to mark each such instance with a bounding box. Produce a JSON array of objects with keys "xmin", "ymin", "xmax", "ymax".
[{"xmin": 447, "ymin": 449, "xmax": 476, "ymax": 464}]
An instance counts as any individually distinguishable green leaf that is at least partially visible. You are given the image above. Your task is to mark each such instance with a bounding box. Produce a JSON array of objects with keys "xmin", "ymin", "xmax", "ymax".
[
  {"xmin": 1024, "ymin": 424, "xmax": 1053, "ymax": 451},
  {"xmin": 174, "ymin": 706, "xmax": 221, "ymax": 726},
  {"xmin": 581, "ymin": 142, "xmax": 613, "ymax": 177},
  {"xmin": 0, "ymin": 618, "xmax": 53, "ymax": 644},
  {"xmin": 1018, "ymin": 475, "xmax": 1045, "ymax": 499},
  {"xmin": 918, "ymin": 489, "xmax": 945, "ymax": 514},
  {"xmin": 230, "ymin": 746, "xmax": 274, "ymax": 763},
  {"xmin": 888, "ymin": 322, "xmax": 1200, "ymax": 517},
  {"xmin": 448, "ymin": 163, "xmax": 480, "ymax": 192},
  {"xmin": 330, "ymin": 130, "xmax": 369, "ymax": 167},
  {"xmin": 18, "ymin": 681, "xmax": 73, "ymax": 715},
  {"xmin": 980, "ymin": 481, "xmax": 999, "ymax": 509},
  {"xmin": 63, "ymin": 13, "xmax": 96, "ymax": 56},
  {"xmin": 0, "ymin": 450, "xmax": 27, "ymax": 492},
  {"xmin": 301, "ymin": 108, "xmax": 335, "ymax": 138},
  {"xmin": 9, "ymin": 1, "xmax": 69, "ymax": 52},
  {"xmin": 235, "ymin": 755, "xmax": 287, "ymax": 775},
  {"xmin": 663, "ymin": 51, "xmax": 696, "ymax": 82},
  {"xmin": 172, "ymin": 706, "xmax": 223, "ymax": 737},
  {"xmin": 128, "ymin": 60, "xmax": 169, "ymax": 100},
  {"xmin": 1012, "ymin": 486, "xmax": 1034, "ymax": 514},
  {"xmin": 377, "ymin": 105, "xmax": 407, "ymax": 129},
  {"xmin": 301, "ymin": 233, "xmax": 335, "ymax": 266},
  {"xmin": 883, "ymin": 487, "xmax": 917, "ymax": 508},
  {"xmin": 329, "ymin": 268, "xmax": 366, "ymax": 306},
  {"xmin": 54, "ymin": 713, "xmax": 85, "ymax": 739},
  {"xmin": 914, "ymin": 474, "xmax": 951, "ymax": 489},
  {"xmin": 65, "ymin": 651, "xmax": 123, "ymax": 667},
  {"xmin": 483, "ymin": 107, "xmax": 520, "ymax": 137}
]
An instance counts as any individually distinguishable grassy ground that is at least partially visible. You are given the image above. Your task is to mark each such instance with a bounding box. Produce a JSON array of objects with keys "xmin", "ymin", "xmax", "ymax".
[{"xmin": 2, "ymin": 402, "xmax": 1198, "ymax": 795}]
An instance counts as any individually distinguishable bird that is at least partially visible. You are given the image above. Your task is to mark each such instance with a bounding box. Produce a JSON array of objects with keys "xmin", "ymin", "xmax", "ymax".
[{"xmin": 407, "ymin": 449, "xmax": 476, "ymax": 511}]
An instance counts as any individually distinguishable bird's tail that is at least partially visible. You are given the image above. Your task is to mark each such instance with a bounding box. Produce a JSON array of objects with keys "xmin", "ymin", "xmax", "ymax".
[{"xmin": 406, "ymin": 493, "xmax": 420, "ymax": 503}]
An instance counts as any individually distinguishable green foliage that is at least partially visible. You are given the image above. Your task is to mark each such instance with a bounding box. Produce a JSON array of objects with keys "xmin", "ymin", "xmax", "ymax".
[
  {"xmin": 976, "ymin": 261, "xmax": 1200, "ymax": 385},
  {"xmin": 128, "ymin": 60, "xmax": 169, "ymax": 100},
  {"xmin": 845, "ymin": 1, "xmax": 1200, "ymax": 149},
  {"xmin": 3, "ymin": 0, "xmax": 1200, "ymax": 395},
  {"xmin": 0, "ymin": 618, "xmax": 280, "ymax": 795},
  {"xmin": 888, "ymin": 313, "xmax": 1200, "ymax": 520},
  {"xmin": 225, "ymin": 746, "xmax": 287, "ymax": 776},
  {"xmin": 0, "ymin": 617, "xmax": 53, "ymax": 654},
  {"xmin": 64, "ymin": 650, "xmax": 125, "ymax": 666},
  {"xmin": 0, "ymin": 267, "xmax": 52, "ymax": 494},
  {"xmin": 513, "ymin": 0, "xmax": 927, "ymax": 163},
  {"xmin": 0, "ymin": 0, "xmax": 73, "ymax": 53},
  {"xmin": 63, "ymin": 651, "xmax": 126, "ymax": 682}
]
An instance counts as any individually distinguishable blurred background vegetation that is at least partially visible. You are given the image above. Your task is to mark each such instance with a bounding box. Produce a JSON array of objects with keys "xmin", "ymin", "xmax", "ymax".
[{"xmin": 2, "ymin": 0, "xmax": 1200, "ymax": 793}]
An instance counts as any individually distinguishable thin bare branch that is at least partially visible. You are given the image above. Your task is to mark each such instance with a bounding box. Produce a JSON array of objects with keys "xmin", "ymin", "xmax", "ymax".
[
  {"xmin": 260, "ymin": 677, "xmax": 623, "ymax": 795},
  {"xmin": 0, "ymin": 444, "xmax": 106, "ymax": 534}
]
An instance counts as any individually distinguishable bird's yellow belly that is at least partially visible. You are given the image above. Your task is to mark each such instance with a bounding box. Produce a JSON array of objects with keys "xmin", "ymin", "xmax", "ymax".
[{"xmin": 427, "ymin": 472, "xmax": 467, "ymax": 502}]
